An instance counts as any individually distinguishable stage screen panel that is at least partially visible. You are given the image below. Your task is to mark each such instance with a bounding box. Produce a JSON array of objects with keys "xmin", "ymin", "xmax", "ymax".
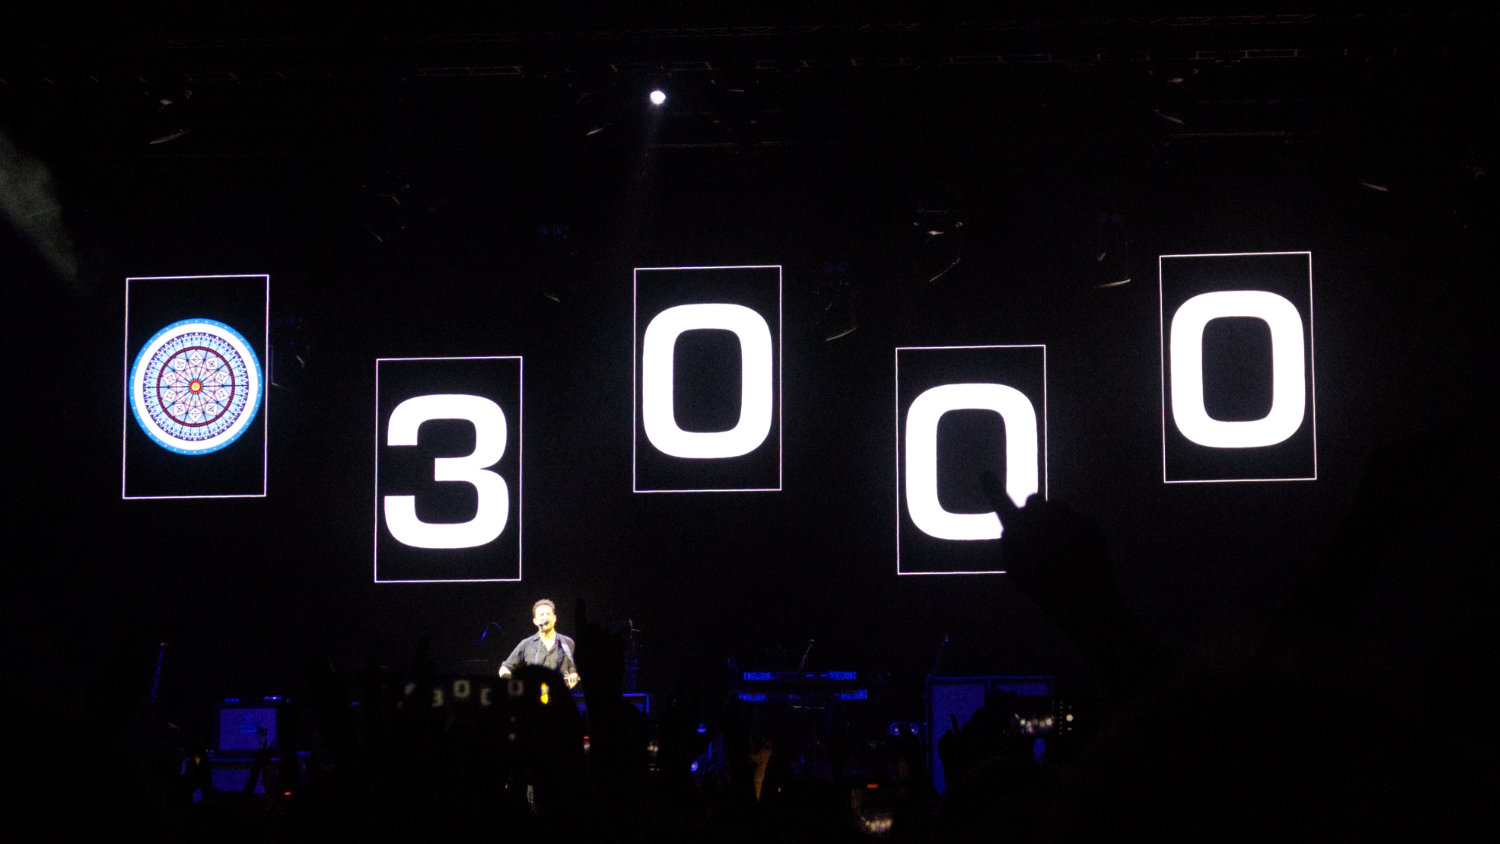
[
  {"xmin": 1159, "ymin": 252, "xmax": 1316, "ymax": 483},
  {"xmin": 633, "ymin": 265, "xmax": 782, "ymax": 493},
  {"xmin": 122, "ymin": 274, "xmax": 269, "ymax": 499},
  {"xmin": 896, "ymin": 345, "xmax": 1048, "ymax": 575},
  {"xmin": 374, "ymin": 356, "xmax": 522, "ymax": 583}
]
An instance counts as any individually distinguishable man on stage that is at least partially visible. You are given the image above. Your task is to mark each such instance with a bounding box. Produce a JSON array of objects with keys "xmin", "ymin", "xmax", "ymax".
[{"xmin": 498, "ymin": 599, "xmax": 580, "ymax": 689}]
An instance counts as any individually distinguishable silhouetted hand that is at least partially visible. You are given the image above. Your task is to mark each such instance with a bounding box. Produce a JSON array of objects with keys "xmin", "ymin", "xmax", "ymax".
[
  {"xmin": 981, "ymin": 472, "xmax": 1113, "ymax": 619},
  {"xmin": 245, "ymin": 738, "xmax": 275, "ymax": 794},
  {"xmin": 981, "ymin": 472, "xmax": 1169, "ymax": 699}
]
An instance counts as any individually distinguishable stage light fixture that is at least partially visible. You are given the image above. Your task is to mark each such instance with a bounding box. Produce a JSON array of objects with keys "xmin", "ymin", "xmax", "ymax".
[
  {"xmin": 816, "ymin": 260, "xmax": 857, "ymax": 342},
  {"xmin": 649, "ymin": 89, "xmax": 667, "ymax": 106},
  {"xmin": 911, "ymin": 209, "xmax": 964, "ymax": 284},
  {"xmin": 1083, "ymin": 212, "xmax": 1132, "ymax": 288}
]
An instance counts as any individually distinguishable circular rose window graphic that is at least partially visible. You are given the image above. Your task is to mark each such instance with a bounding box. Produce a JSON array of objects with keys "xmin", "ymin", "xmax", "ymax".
[{"xmin": 129, "ymin": 318, "xmax": 263, "ymax": 455}]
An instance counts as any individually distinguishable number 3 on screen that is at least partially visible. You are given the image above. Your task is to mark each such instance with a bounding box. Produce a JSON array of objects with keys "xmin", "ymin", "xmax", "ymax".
[{"xmin": 383, "ymin": 394, "xmax": 510, "ymax": 549}]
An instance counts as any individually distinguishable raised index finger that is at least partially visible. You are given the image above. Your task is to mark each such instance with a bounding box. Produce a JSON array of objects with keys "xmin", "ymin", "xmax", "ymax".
[{"xmin": 980, "ymin": 470, "xmax": 1021, "ymax": 521}]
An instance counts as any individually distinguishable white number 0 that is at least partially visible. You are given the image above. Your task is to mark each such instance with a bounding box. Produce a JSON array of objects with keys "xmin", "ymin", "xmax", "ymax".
[
  {"xmin": 905, "ymin": 383, "xmax": 1039, "ymax": 541},
  {"xmin": 1169, "ymin": 290, "xmax": 1305, "ymax": 449},
  {"xmin": 641, "ymin": 303, "xmax": 774, "ymax": 459},
  {"xmin": 383, "ymin": 394, "xmax": 509, "ymax": 549}
]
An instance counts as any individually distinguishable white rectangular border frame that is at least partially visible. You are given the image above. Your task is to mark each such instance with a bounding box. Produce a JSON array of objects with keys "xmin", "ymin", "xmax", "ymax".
[
  {"xmin": 631, "ymin": 264, "xmax": 784, "ymax": 493},
  {"xmin": 894, "ymin": 343, "xmax": 1049, "ymax": 576},
  {"xmin": 373, "ymin": 355, "xmax": 524, "ymax": 584},
  {"xmin": 1158, "ymin": 251, "xmax": 1317, "ymax": 484},
  {"xmin": 122, "ymin": 274, "xmax": 271, "ymax": 500}
]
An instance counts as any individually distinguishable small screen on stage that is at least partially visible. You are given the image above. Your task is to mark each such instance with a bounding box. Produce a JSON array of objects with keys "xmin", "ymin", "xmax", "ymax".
[
  {"xmin": 122, "ymin": 275, "xmax": 269, "ymax": 499},
  {"xmin": 633, "ymin": 265, "xmax": 783, "ymax": 493},
  {"xmin": 1159, "ymin": 252, "xmax": 1316, "ymax": 483},
  {"xmin": 895, "ymin": 345, "xmax": 1048, "ymax": 575},
  {"xmin": 374, "ymin": 356, "xmax": 523, "ymax": 583}
]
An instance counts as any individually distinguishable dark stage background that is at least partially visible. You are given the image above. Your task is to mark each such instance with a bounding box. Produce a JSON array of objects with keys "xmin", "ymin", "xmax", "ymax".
[{"xmin": 5, "ymin": 4, "xmax": 1495, "ymax": 739}]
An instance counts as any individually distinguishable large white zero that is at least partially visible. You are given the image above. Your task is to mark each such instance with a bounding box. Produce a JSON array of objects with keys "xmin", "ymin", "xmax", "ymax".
[
  {"xmin": 641, "ymin": 303, "xmax": 774, "ymax": 459},
  {"xmin": 905, "ymin": 383, "xmax": 1038, "ymax": 541},
  {"xmin": 383, "ymin": 393, "xmax": 509, "ymax": 549},
  {"xmin": 1170, "ymin": 290, "xmax": 1305, "ymax": 449}
]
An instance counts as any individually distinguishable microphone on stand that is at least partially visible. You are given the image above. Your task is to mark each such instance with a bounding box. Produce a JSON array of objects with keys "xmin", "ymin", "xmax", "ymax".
[
  {"xmin": 475, "ymin": 622, "xmax": 502, "ymax": 647},
  {"xmin": 150, "ymin": 643, "xmax": 168, "ymax": 706},
  {"xmin": 929, "ymin": 633, "xmax": 949, "ymax": 680}
]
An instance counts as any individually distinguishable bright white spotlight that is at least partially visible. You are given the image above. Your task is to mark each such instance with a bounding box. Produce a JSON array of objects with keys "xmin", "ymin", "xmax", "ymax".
[{"xmin": 649, "ymin": 89, "xmax": 667, "ymax": 106}]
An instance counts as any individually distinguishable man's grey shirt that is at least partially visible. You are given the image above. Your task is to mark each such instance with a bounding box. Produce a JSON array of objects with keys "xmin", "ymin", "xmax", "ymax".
[{"xmin": 502, "ymin": 633, "xmax": 577, "ymax": 676}]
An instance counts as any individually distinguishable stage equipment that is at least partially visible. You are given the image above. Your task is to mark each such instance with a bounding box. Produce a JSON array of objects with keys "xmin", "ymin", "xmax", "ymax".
[
  {"xmin": 815, "ymin": 259, "xmax": 858, "ymax": 342},
  {"xmin": 735, "ymin": 670, "xmax": 877, "ymax": 707},
  {"xmin": 926, "ymin": 675, "xmax": 1057, "ymax": 793},
  {"xmin": 217, "ymin": 696, "xmax": 291, "ymax": 754},
  {"xmin": 911, "ymin": 209, "xmax": 963, "ymax": 285},
  {"xmin": 210, "ymin": 696, "xmax": 308, "ymax": 794}
]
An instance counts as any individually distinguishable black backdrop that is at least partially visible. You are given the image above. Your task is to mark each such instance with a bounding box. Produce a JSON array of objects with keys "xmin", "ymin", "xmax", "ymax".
[{"xmin": 5, "ymin": 6, "xmax": 1495, "ymax": 734}]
